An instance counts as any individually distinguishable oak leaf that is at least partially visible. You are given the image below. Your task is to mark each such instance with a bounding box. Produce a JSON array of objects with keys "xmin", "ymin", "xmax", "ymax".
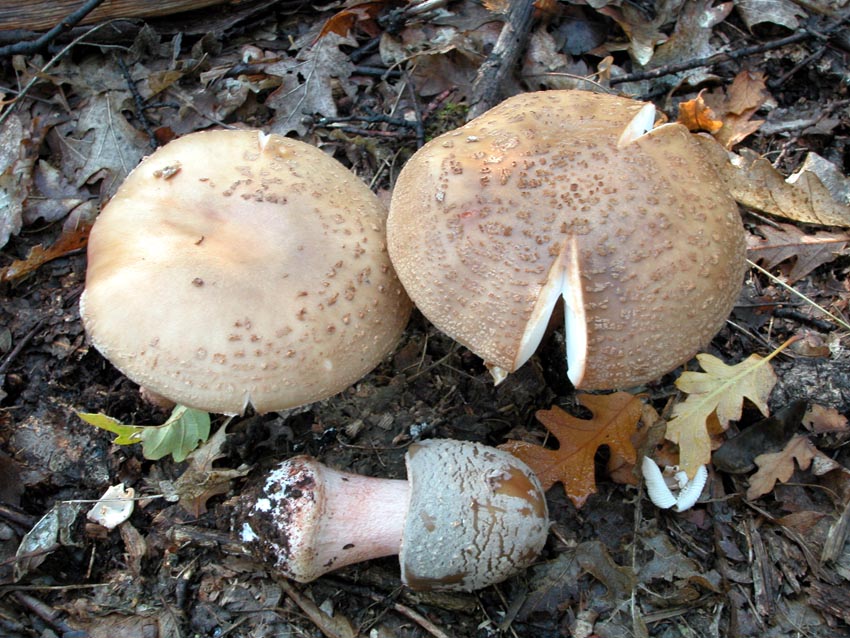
[
  {"xmin": 666, "ymin": 352, "xmax": 778, "ymax": 478},
  {"xmin": 804, "ymin": 404, "xmax": 849, "ymax": 434},
  {"xmin": 746, "ymin": 435, "xmax": 838, "ymax": 500},
  {"xmin": 501, "ymin": 392, "xmax": 641, "ymax": 508},
  {"xmin": 747, "ymin": 222, "xmax": 848, "ymax": 283}
]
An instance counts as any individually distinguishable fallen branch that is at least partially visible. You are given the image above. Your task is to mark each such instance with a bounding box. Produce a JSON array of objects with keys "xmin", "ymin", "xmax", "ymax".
[
  {"xmin": 610, "ymin": 11, "xmax": 850, "ymax": 86},
  {"xmin": 0, "ymin": 0, "xmax": 105, "ymax": 57},
  {"xmin": 468, "ymin": 0, "xmax": 536, "ymax": 119}
]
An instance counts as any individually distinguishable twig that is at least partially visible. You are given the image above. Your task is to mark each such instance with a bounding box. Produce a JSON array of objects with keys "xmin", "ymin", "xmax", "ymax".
[
  {"xmin": 610, "ymin": 11, "xmax": 850, "ymax": 86},
  {"xmin": 12, "ymin": 591, "xmax": 82, "ymax": 637},
  {"xmin": 366, "ymin": 591, "xmax": 452, "ymax": 638},
  {"xmin": 767, "ymin": 45, "xmax": 828, "ymax": 89},
  {"xmin": 116, "ymin": 56, "xmax": 158, "ymax": 148},
  {"xmin": 748, "ymin": 259, "xmax": 850, "ymax": 332},
  {"xmin": 0, "ymin": 0, "xmax": 106, "ymax": 57},
  {"xmin": 0, "ymin": 320, "xmax": 43, "ymax": 376},
  {"xmin": 468, "ymin": 0, "xmax": 536, "ymax": 119},
  {"xmin": 772, "ymin": 307, "xmax": 837, "ymax": 332},
  {"xmin": 279, "ymin": 579, "xmax": 357, "ymax": 638},
  {"xmin": 405, "ymin": 77, "xmax": 426, "ymax": 148}
]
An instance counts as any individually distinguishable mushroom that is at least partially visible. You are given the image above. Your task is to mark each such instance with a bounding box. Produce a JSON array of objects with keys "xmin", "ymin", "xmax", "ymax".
[
  {"xmin": 387, "ymin": 90, "xmax": 746, "ymax": 389},
  {"xmin": 237, "ymin": 439, "xmax": 549, "ymax": 591},
  {"xmin": 81, "ymin": 130, "xmax": 411, "ymax": 414}
]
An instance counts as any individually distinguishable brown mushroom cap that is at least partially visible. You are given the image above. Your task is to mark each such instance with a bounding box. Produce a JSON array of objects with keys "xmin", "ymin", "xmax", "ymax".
[
  {"xmin": 81, "ymin": 130, "xmax": 411, "ymax": 414},
  {"xmin": 388, "ymin": 90, "xmax": 746, "ymax": 389}
]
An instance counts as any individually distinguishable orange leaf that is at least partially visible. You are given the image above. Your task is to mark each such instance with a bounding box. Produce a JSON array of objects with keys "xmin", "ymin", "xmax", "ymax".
[
  {"xmin": 677, "ymin": 92, "xmax": 723, "ymax": 133},
  {"xmin": 500, "ymin": 392, "xmax": 641, "ymax": 508},
  {"xmin": 317, "ymin": 2, "xmax": 392, "ymax": 40},
  {"xmin": 0, "ymin": 222, "xmax": 91, "ymax": 283}
]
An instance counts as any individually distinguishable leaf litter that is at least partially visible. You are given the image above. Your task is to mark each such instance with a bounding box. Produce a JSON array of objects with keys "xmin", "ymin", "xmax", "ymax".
[{"xmin": 1, "ymin": 1, "xmax": 850, "ymax": 637}]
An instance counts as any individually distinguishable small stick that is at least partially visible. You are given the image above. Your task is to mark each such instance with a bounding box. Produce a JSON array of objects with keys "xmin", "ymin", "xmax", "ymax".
[{"xmin": 610, "ymin": 11, "xmax": 850, "ymax": 87}]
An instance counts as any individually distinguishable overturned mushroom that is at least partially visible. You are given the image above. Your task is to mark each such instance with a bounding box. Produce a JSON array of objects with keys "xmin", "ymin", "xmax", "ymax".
[
  {"xmin": 237, "ymin": 439, "xmax": 549, "ymax": 591},
  {"xmin": 388, "ymin": 90, "xmax": 746, "ymax": 389},
  {"xmin": 81, "ymin": 130, "xmax": 411, "ymax": 414}
]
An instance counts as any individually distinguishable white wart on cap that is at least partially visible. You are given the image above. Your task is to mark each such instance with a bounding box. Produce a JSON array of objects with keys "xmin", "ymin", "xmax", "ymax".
[
  {"xmin": 81, "ymin": 130, "xmax": 411, "ymax": 414},
  {"xmin": 387, "ymin": 90, "xmax": 746, "ymax": 389}
]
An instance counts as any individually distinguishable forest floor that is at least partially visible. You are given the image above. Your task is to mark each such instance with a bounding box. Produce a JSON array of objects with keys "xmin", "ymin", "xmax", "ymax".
[{"xmin": 1, "ymin": 1, "xmax": 850, "ymax": 637}]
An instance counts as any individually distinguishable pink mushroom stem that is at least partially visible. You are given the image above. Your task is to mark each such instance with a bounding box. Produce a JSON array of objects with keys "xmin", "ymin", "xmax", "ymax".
[
  {"xmin": 241, "ymin": 456, "xmax": 410, "ymax": 582},
  {"xmin": 303, "ymin": 462, "xmax": 410, "ymax": 568}
]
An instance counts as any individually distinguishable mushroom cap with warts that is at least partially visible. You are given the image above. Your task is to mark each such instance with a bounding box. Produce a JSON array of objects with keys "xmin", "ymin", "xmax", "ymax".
[
  {"xmin": 81, "ymin": 130, "xmax": 411, "ymax": 414},
  {"xmin": 387, "ymin": 90, "xmax": 746, "ymax": 389},
  {"xmin": 238, "ymin": 439, "xmax": 549, "ymax": 591}
]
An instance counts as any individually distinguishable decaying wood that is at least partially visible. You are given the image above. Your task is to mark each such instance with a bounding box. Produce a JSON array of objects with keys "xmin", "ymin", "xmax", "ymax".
[
  {"xmin": 467, "ymin": 0, "xmax": 536, "ymax": 120},
  {"xmin": 0, "ymin": 0, "xmax": 233, "ymax": 32}
]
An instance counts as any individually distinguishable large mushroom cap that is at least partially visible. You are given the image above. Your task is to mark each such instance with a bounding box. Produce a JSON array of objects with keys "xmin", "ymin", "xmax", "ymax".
[
  {"xmin": 388, "ymin": 90, "xmax": 746, "ymax": 389},
  {"xmin": 401, "ymin": 439, "xmax": 549, "ymax": 591},
  {"xmin": 81, "ymin": 130, "xmax": 411, "ymax": 414}
]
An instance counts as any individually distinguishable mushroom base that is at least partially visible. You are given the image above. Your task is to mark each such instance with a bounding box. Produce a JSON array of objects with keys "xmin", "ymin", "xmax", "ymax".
[{"xmin": 239, "ymin": 456, "xmax": 409, "ymax": 582}]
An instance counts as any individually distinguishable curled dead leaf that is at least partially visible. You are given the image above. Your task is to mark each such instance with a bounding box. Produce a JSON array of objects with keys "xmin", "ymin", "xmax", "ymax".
[
  {"xmin": 698, "ymin": 137, "xmax": 850, "ymax": 227},
  {"xmin": 678, "ymin": 92, "xmax": 723, "ymax": 133}
]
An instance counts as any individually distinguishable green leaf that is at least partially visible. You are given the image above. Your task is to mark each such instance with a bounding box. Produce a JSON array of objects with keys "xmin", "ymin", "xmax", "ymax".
[
  {"xmin": 77, "ymin": 412, "xmax": 144, "ymax": 445},
  {"xmin": 77, "ymin": 406, "xmax": 211, "ymax": 462},
  {"xmin": 141, "ymin": 406, "xmax": 210, "ymax": 462}
]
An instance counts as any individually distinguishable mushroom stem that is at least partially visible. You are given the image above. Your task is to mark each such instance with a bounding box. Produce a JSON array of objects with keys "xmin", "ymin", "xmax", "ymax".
[{"xmin": 302, "ymin": 462, "xmax": 410, "ymax": 568}]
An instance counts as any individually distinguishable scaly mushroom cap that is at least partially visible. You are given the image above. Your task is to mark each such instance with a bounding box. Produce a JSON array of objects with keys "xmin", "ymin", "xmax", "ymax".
[
  {"xmin": 401, "ymin": 439, "xmax": 548, "ymax": 591},
  {"xmin": 388, "ymin": 90, "xmax": 746, "ymax": 388},
  {"xmin": 81, "ymin": 130, "xmax": 411, "ymax": 414}
]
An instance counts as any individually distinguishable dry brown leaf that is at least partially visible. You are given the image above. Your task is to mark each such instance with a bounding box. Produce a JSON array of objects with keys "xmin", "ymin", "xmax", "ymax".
[
  {"xmin": 698, "ymin": 137, "xmax": 850, "ymax": 227},
  {"xmin": 644, "ymin": 0, "xmax": 734, "ymax": 85},
  {"xmin": 747, "ymin": 222, "xmax": 849, "ymax": 283},
  {"xmin": 712, "ymin": 70, "xmax": 769, "ymax": 149},
  {"xmin": 804, "ymin": 404, "xmax": 849, "ymax": 434},
  {"xmin": 0, "ymin": 217, "xmax": 92, "ymax": 283},
  {"xmin": 0, "ymin": 113, "xmax": 28, "ymax": 248},
  {"xmin": 317, "ymin": 1, "xmax": 390, "ymax": 40},
  {"xmin": 597, "ymin": 3, "xmax": 669, "ymax": 66},
  {"xmin": 677, "ymin": 92, "xmax": 723, "ymax": 133},
  {"xmin": 500, "ymin": 392, "xmax": 641, "ymax": 508},
  {"xmin": 60, "ymin": 93, "xmax": 149, "ymax": 195},
  {"xmin": 747, "ymin": 435, "xmax": 834, "ymax": 500},
  {"xmin": 482, "ymin": 0, "xmax": 510, "ymax": 12},
  {"xmin": 173, "ymin": 423, "xmax": 250, "ymax": 517},
  {"xmin": 666, "ymin": 351, "xmax": 780, "ymax": 478},
  {"xmin": 265, "ymin": 33, "xmax": 358, "ymax": 137},
  {"xmin": 724, "ymin": 70, "xmax": 768, "ymax": 115},
  {"xmin": 696, "ymin": 70, "xmax": 769, "ymax": 149},
  {"xmin": 735, "ymin": 0, "xmax": 806, "ymax": 31}
]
